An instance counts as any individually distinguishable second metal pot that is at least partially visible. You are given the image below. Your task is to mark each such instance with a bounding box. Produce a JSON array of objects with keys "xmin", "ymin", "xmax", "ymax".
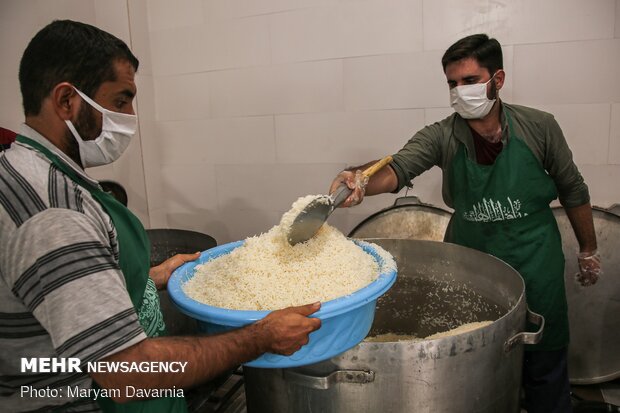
[{"xmin": 244, "ymin": 239, "xmax": 543, "ymax": 413}]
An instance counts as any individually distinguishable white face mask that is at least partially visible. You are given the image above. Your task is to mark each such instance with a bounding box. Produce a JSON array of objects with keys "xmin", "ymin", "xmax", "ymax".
[
  {"xmin": 449, "ymin": 73, "xmax": 498, "ymax": 119},
  {"xmin": 65, "ymin": 87, "xmax": 137, "ymax": 168}
]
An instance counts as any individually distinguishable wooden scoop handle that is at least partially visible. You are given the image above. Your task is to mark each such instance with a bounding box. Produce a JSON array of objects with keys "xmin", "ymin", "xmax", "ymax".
[{"xmin": 362, "ymin": 155, "xmax": 393, "ymax": 178}]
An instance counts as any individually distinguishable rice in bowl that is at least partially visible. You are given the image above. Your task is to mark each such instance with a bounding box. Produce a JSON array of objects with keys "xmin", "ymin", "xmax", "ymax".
[{"xmin": 183, "ymin": 195, "xmax": 395, "ymax": 311}]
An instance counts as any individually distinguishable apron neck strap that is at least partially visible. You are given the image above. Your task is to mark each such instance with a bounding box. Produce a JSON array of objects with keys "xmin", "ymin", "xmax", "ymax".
[
  {"xmin": 505, "ymin": 111, "xmax": 516, "ymax": 139},
  {"xmin": 15, "ymin": 135, "xmax": 96, "ymax": 191},
  {"xmin": 15, "ymin": 134, "xmax": 151, "ymax": 312}
]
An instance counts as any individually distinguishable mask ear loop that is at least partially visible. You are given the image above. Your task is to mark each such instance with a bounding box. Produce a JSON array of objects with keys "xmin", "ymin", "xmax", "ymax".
[
  {"xmin": 485, "ymin": 70, "xmax": 499, "ymax": 85},
  {"xmin": 65, "ymin": 119, "xmax": 82, "ymax": 140},
  {"xmin": 490, "ymin": 69, "xmax": 505, "ymax": 102},
  {"xmin": 72, "ymin": 87, "xmax": 106, "ymax": 115},
  {"xmin": 71, "ymin": 85, "xmax": 138, "ymax": 133}
]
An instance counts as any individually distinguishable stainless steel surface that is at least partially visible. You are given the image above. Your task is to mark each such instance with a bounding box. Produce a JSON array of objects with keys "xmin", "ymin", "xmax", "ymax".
[
  {"xmin": 283, "ymin": 369, "xmax": 375, "ymax": 390},
  {"xmin": 287, "ymin": 185, "xmax": 356, "ymax": 245},
  {"xmin": 553, "ymin": 205, "xmax": 620, "ymax": 384},
  {"xmin": 287, "ymin": 193, "xmax": 335, "ymax": 245},
  {"xmin": 244, "ymin": 239, "xmax": 536, "ymax": 413},
  {"xmin": 189, "ymin": 368, "xmax": 246, "ymax": 413},
  {"xmin": 504, "ymin": 308, "xmax": 545, "ymax": 351},
  {"xmin": 348, "ymin": 196, "xmax": 452, "ymax": 241},
  {"xmin": 600, "ymin": 380, "xmax": 620, "ymax": 406}
]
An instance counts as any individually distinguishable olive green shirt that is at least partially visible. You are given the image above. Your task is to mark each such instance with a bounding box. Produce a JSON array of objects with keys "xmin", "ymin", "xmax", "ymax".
[{"xmin": 391, "ymin": 102, "xmax": 590, "ymax": 209}]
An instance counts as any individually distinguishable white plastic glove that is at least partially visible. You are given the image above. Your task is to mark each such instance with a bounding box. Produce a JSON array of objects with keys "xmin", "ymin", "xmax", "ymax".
[
  {"xmin": 330, "ymin": 170, "xmax": 368, "ymax": 207},
  {"xmin": 349, "ymin": 169, "xmax": 369, "ymax": 206},
  {"xmin": 576, "ymin": 250, "xmax": 602, "ymax": 287}
]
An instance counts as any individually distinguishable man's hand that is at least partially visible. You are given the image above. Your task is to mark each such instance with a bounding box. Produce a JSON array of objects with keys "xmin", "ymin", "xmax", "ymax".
[
  {"xmin": 255, "ymin": 302, "xmax": 322, "ymax": 355},
  {"xmin": 576, "ymin": 250, "xmax": 602, "ymax": 287},
  {"xmin": 149, "ymin": 252, "xmax": 201, "ymax": 290},
  {"xmin": 329, "ymin": 160, "xmax": 398, "ymax": 207},
  {"xmin": 92, "ymin": 301, "xmax": 322, "ymax": 402},
  {"xmin": 565, "ymin": 203, "xmax": 599, "ymax": 287},
  {"xmin": 329, "ymin": 171, "xmax": 367, "ymax": 207}
]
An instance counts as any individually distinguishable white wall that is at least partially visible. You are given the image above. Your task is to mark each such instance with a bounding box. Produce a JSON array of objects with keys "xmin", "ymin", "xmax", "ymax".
[
  {"xmin": 1, "ymin": 0, "xmax": 619, "ymax": 244},
  {"xmin": 145, "ymin": 0, "xmax": 620, "ymax": 244}
]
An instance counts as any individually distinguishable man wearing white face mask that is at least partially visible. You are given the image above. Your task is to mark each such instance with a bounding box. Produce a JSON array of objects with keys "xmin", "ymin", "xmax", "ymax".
[
  {"xmin": 0, "ymin": 20, "xmax": 321, "ymax": 413},
  {"xmin": 65, "ymin": 86, "xmax": 138, "ymax": 168},
  {"xmin": 329, "ymin": 34, "xmax": 600, "ymax": 413}
]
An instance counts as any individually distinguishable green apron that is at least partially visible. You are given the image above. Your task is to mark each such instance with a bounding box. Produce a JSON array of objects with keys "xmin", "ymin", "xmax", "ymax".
[
  {"xmin": 446, "ymin": 116, "xmax": 569, "ymax": 351},
  {"xmin": 16, "ymin": 136, "xmax": 188, "ymax": 412}
]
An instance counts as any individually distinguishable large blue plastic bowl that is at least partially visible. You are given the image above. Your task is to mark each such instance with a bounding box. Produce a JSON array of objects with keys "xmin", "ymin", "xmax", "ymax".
[{"xmin": 167, "ymin": 239, "xmax": 397, "ymax": 368}]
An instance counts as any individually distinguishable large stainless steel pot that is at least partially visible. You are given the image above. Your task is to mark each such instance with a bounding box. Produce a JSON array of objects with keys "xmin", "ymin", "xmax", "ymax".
[
  {"xmin": 553, "ymin": 205, "xmax": 620, "ymax": 384},
  {"xmin": 244, "ymin": 239, "xmax": 543, "ymax": 413},
  {"xmin": 348, "ymin": 196, "xmax": 452, "ymax": 241}
]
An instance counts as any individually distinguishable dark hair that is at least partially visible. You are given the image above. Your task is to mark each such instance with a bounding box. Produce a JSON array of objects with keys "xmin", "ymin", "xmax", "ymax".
[
  {"xmin": 441, "ymin": 34, "xmax": 502, "ymax": 75},
  {"xmin": 19, "ymin": 20, "xmax": 139, "ymax": 116}
]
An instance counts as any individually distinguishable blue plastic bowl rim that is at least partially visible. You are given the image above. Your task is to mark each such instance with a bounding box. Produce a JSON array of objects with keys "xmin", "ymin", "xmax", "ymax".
[{"xmin": 167, "ymin": 239, "xmax": 397, "ymax": 327}]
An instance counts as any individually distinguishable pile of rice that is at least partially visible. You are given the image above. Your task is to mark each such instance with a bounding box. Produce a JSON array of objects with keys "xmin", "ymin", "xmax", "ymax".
[
  {"xmin": 365, "ymin": 321, "xmax": 493, "ymax": 343},
  {"xmin": 183, "ymin": 195, "xmax": 396, "ymax": 311}
]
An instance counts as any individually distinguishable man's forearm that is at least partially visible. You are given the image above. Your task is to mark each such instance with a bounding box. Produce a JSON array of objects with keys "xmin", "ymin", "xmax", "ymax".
[
  {"xmin": 346, "ymin": 161, "xmax": 398, "ymax": 195},
  {"xmin": 91, "ymin": 323, "xmax": 266, "ymax": 402},
  {"xmin": 564, "ymin": 202, "xmax": 597, "ymax": 252}
]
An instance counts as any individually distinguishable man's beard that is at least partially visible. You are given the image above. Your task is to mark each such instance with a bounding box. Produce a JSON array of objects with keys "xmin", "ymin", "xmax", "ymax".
[
  {"xmin": 65, "ymin": 103, "xmax": 99, "ymax": 167},
  {"xmin": 488, "ymin": 78, "xmax": 498, "ymax": 100}
]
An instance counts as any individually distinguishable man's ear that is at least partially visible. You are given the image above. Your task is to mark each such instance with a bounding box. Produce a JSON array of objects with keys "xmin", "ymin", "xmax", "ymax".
[
  {"xmin": 494, "ymin": 69, "xmax": 506, "ymax": 90},
  {"xmin": 51, "ymin": 83, "xmax": 79, "ymax": 120}
]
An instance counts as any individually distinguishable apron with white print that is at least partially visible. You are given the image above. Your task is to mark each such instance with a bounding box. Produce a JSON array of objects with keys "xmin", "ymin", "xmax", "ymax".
[{"xmin": 446, "ymin": 115, "xmax": 569, "ymax": 350}]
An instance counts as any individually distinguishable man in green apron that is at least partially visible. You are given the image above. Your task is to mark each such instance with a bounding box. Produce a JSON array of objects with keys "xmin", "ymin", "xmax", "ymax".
[
  {"xmin": 330, "ymin": 34, "xmax": 601, "ymax": 413},
  {"xmin": 1, "ymin": 20, "xmax": 320, "ymax": 413}
]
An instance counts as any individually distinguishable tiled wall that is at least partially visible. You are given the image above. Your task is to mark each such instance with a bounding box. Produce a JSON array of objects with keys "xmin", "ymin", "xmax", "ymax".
[
  {"xmin": 145, "ymin": 0, "xmax": 620, "ymax": 244},
  {"xmin": 1, "ymin": 0, "xmax": 619, "ymax": 245}
]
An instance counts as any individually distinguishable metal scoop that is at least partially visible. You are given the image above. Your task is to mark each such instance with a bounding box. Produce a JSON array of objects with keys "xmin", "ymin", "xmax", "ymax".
[{"xmin": 287, "ymin": 156, "xmax": 393, "ymax": 245}]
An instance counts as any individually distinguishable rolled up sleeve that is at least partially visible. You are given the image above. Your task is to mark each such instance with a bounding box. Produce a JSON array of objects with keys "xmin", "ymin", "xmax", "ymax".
[
  {"xmin": 391, "ymin": 123, "xmax": 443, "ymax": 192},
  {"xmin": 543, "ymin": 115, "xmax": 590, "ymax": 208}
]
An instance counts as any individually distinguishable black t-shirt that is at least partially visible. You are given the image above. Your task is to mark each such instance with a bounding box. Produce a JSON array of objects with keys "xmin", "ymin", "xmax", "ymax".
[{"xmin": 470, "ymin": 126, "xmax": 503, "ymax": 165}]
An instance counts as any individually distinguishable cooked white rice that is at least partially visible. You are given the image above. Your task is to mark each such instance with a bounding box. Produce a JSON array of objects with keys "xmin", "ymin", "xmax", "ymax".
[
  {"xmin": 278, "ymin": 194, "xmax": 331, "ymax": 231},
  {"xmin": 424, "ymin": 321, "xmax": 493, "ymax": 340},
  {"xmin": 183, "ymin": 195, "xmax": 395, "ymax": 311},
  {"xmin": 365, "ymin": 321, "xmax": 493, "ymax": 342}
]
